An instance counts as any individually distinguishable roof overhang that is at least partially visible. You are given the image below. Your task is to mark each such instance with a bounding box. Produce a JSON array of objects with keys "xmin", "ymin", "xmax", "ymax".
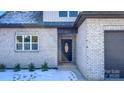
[
  {"xmin": 0, "ymin": 22, "xmax": 74, "ymax": 28},
  {"xmin": 74, "ymin": 11, "xmax": 124, "ymax": 27}
]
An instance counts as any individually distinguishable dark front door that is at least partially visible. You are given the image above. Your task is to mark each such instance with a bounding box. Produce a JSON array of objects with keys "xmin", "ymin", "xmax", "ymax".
[{"xmin": 61, "ymin": 39, "xmax": 72, "ymax": 62}]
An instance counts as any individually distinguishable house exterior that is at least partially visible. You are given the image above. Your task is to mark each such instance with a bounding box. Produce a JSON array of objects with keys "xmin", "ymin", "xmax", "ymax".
[
  {"xmin": 0, "ymin": 11, "xmax": 78, "ymax": 68},
  {"xmin": 1, "ymin": 11, "xmax": 124, "ymax": 80},
  {"xmin": 75, "ymin": 11, "xmax": 124, "ymax": 80}
]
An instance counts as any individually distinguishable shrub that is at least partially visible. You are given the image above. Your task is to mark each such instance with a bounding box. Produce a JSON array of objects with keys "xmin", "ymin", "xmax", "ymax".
[
  {"xmin": 28, "ymin": 63, "xmax": 35, "ymax": 72},
  {"xmin": 0, "ymin": 64, "xmax": 5, "ymax": 72},
  {"xmin": 41, "ymin": 62, "xmax": 48, "ymax": 71},
  {"xmin": 14, "ymin": 64, "xmax": 20, "ymax": 72}
]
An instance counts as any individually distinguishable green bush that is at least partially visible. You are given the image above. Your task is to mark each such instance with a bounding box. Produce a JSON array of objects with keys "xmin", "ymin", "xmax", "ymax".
[
  {"xmin": 28, "ymin": 63, "xmax": 35, "ymax": 72},
  {"xmin": 0, "ymin": 64, "xmax": 5, "ymax": 72},
  {"xmin": 14, "ymin": 64, "xmax": 20, "ymax": 72},
  {"xmin": 41, "ymin": 62, "xmax": 48, "ymax": 71}
]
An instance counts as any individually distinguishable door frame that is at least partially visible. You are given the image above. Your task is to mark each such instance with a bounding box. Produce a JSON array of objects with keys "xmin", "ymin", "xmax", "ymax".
[{"xmin": 58, "ymin": 34, "xmax": 76, "ymax": 64}]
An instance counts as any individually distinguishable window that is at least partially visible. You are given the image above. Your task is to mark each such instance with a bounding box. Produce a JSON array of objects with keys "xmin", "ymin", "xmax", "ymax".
[
  {"xmin": 32, "ymin": 36, "xmax": 38, "ymax": 50},
  {"xmin": 24, "ymin": 35, "xmax": 30, "ymax": 50},
  {"xmin": 59, "ymin": 11, "xmax": 68, "ymax": 17},
  {"xmin": 69, "ymin": 11, "xmax": 78, "ymax": 17},
  {"xmin": 16, "ymin": 36, "xmax": 22, "ymax": 50},
  {"xmin": 16, "ymin": 35, "xmax": 38, "ymax": 51},
  {"xmin": 59, "ymin": 11, "xmax": 78, "ymax": 17}
]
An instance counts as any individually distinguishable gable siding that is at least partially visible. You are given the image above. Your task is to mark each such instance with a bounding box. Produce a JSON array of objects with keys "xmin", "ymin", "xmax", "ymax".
[{"xmin": 43, "ymin": 11, "xmax": 77, "ymax": 22}]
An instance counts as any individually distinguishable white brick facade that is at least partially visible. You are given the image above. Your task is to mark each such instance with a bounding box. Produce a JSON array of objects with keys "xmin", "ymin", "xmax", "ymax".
[
  {"xmin": 0, "ymin": 28, "xmax": 58, "ymax": 68},
  {"xmin": 77, "ymin": 18, "xmax": 124, "ymax": 80}
]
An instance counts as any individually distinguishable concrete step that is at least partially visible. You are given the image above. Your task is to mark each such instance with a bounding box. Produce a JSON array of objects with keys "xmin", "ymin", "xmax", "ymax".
[{"xmin": 58, "ymin": 65, "xmax": 77, "ymax": 69}]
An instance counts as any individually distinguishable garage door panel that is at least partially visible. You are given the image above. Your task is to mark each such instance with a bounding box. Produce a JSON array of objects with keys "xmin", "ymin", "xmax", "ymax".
[{"xmin": 105, "ymin": 31, "xmax": 124, "ymax": 78}]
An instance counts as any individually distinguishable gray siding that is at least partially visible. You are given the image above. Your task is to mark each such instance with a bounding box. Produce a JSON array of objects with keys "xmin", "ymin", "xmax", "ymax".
[{"xmin": 43, "ymin": 11, "xmax": 77, "ymax": 22}]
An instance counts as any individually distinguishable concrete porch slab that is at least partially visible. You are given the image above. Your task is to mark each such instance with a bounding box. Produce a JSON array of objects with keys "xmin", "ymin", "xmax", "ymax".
[{"xmin": 58, "ymin": 63, "xmax": 86, "ymax": 81}]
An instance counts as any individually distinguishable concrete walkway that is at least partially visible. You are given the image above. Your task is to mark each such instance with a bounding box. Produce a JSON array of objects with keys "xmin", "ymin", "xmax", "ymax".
[{"xmin": 58, "ymin": 63, "xmax": 86, "ymax": 81}]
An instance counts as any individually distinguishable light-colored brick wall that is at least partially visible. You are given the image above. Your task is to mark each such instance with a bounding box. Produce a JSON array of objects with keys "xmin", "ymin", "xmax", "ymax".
[
  {"xmin": 76, "ymin": 20, "xmax": 88, "ymax": 79},
  {"xmin": 43, "ymin": 11, "xmax": 77, "ymax": 22},
  {"xmin": 0, "ymin": 28, "xmax": 58, "ymax": 68},
  {"xmin": 77, "ymin": 18, "xmax": 124, "ymax": 80}
]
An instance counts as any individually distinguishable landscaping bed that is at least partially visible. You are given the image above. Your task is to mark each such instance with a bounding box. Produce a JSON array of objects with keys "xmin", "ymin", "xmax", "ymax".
[{"xmin": 0, "ymin": 69, "xmax": 78, "ymax": 81}]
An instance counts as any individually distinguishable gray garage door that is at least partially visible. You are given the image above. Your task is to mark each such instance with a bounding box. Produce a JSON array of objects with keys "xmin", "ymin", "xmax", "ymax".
[{"xmin": 105, "ymin": 31, "xmax": 124, "ymax": 78}]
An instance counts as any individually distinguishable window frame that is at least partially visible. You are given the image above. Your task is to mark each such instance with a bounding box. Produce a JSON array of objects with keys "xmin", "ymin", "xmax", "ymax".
[{"xmin": 15, "ymin": 35, "xmax": 39, "ymax": 51}]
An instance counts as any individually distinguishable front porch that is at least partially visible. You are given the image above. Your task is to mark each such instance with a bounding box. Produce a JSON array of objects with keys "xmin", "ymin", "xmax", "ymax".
[
  {"xmin": 58, "ymin": 63, "xmax": 86, "ymax": 80},
  {"xmin": 58, "ymin": 28, "xmax": 76, "ymax": 64}
]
